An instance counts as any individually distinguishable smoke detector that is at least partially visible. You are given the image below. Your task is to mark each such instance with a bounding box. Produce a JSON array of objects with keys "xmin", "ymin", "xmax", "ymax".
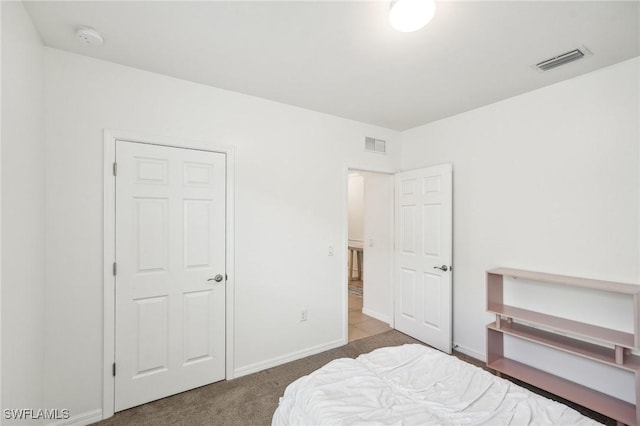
[{"xmin": 76, "ymin": 27, "xmax": 103, "ymax": 46}]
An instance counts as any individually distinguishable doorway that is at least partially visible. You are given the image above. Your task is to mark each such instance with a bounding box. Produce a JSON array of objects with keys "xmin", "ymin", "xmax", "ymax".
[
  {"xmin": 103, "ymin": 131, "xmax": 235, "ymax": 419},
  {"xmin": 344, "ymin": 164, "xmax": 453, "ymax": 352},
  {"xmin": 347, "ymin": 170, "xmax": 393, "ymax": 342}
]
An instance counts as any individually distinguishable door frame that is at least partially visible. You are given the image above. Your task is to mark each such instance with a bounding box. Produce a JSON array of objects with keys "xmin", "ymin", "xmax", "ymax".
[
  {"xmin": 342, "ymin": 163, "xmax": 454, "ymax": 350},
  {"xmin": 342, "ymin": 163, "xmax": 396, "ymax": 344},
  {"xmin": 102, "ymin": 129, "xmax": 235, "ymax": 419}
]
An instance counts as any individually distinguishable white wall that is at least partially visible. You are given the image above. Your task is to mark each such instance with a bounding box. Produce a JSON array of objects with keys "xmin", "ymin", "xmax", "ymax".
[
  {"xmin": 400, "ymin": 58, "xmax": 639, "ymax": 398},
  {"xmin": 1, "ymin": 2, "xmax": 4, "ymax": 416},
  {"xmin": 1, "ymin": 1, "xmax": 46, "ymax": 420},
  {"xmin": 361, "ymin": 172, "xmax": 393, "ymax": 323},
  {"xmin": 42, "ymin": 48, "xmax": 399, "ymax": 418}
]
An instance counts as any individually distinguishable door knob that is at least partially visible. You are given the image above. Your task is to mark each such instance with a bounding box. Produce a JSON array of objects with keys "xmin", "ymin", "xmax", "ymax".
[
  {"xmin": 433, "ymin": 265, "xmax": 449, "ymax": 272},
  {"xmin": 208, "ymin": 274, "xmax": 224, "ymax": 283}
]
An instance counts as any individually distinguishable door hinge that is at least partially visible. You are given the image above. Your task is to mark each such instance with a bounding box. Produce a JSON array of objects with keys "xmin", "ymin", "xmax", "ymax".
[
  {"xmin": 113, "ymin": 162, "xmax": 118, "ymax": 176},
  {"xmin": 112, "ymin": 362, "xmax": 116, "ymax": 377},
  {"xmin": 113, "ymin": 262, "xmax": 117, "ymax": 276}
]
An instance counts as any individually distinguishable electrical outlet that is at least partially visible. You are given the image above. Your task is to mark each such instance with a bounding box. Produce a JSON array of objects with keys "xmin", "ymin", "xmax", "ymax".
[
  {"xmin": 328, "ymin": 245, "xmax": 334, "ymax": 256},
  {"xmin": 300, "ymin": 309, "xmax": 308, "ymax": 322}
]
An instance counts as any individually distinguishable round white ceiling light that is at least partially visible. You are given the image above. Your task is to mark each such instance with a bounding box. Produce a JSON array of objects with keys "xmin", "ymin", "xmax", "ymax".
[
  {"xmin": 76, "ymin": 27, "xmax": 104, "ymax": 46},
  {"xmin": 389, "ymin": 0, "xmax": 436, "ymax": 33}
]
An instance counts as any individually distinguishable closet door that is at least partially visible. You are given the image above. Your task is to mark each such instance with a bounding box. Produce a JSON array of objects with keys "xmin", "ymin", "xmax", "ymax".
[{"xmin": 114, "ymin": 141, "xmax": 226, "ymax": 410}]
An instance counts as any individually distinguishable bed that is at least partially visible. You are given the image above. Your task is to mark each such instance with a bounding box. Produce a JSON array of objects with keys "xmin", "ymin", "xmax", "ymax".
[{"xmin": 272, "ymin": 344, "xmax": 600, "ymax": 425}]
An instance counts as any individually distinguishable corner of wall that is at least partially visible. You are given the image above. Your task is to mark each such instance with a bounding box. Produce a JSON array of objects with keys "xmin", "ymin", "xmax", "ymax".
[{"xmin": 1, "ymin": 0, "xmax": 47, "ymax": 416}]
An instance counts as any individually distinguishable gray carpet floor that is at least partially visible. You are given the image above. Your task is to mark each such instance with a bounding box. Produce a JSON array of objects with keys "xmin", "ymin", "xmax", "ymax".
[
  {"xmin": 97, "ymin": 329, "xmax": 613, "ymax": 426},
  {"xmin": 97, "ymin": 330, "xmax": 420, "ymax": 426}
]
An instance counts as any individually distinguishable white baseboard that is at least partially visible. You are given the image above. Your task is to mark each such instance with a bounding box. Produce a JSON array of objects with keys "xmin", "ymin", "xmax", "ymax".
[
  {"xmin": 453, "ymin": 343, "xmax": 485, "ymax": 362},
  {"xmin": 234, "ymin": 338, "xmax": 345, "ymax": 378},
  {"xmin": 361, "ymin": 307, "xmax": 390, "ymax": 324},
  {"xmin": 48, "ymin": 409, "xmax": 102, "ymax": 426}
]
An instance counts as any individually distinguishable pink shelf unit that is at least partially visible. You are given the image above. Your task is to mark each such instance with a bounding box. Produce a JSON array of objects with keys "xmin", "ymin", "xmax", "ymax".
[{"xmin": 486, "ymin": 268, "xmax": 640, "ymax": 426}]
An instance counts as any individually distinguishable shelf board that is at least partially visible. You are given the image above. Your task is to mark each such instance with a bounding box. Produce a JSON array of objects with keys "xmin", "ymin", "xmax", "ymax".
[
  {"xmin": 488, "ymin": 303, "xmax": 635, "ymax": 348},
  {"xmin": 487, "ymin": 322, "xmax": 640, "ymax": 372},
  {"xmin": 488, "ymin": 357, "xmax": 637, "ymax": 426},
  {"xmin": 487, "ymin": 268, "xmax": 640, "ymax": 294}
]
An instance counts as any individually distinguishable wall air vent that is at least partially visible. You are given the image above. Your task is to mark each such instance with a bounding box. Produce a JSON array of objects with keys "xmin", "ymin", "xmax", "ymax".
[
  {"xmin": 535, "ymin": 47, "xmax": 590, "ymax": 71},
  {"xmin": 365, "ymin": 137, "xmax": 386, "ymax": 154}
]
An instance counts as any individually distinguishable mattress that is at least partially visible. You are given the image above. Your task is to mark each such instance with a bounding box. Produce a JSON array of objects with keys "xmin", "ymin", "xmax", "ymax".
[{"xmin": 272, "ymin": 344, "xmax": 600, "ymax": 425}]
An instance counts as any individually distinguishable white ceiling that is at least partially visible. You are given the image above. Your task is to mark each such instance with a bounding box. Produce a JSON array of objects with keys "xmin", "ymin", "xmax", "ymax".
[{"xmin": 24, "ymin": 1, "xmax": 640, "ymax": 130}]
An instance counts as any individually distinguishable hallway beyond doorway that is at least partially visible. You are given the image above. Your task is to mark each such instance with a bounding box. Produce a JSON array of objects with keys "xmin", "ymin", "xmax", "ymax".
[{"xmin": 348, "ymin": 280, "xmax": 391, "ymax": 342}]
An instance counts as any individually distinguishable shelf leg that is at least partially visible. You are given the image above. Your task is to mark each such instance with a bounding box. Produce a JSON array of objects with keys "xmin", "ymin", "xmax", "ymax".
[
  {"xmin": 634, "ymin": 369, "xmax": 640, "ymax": 426},
  {"xmin": 615, "ymin": 345, "xmax": 624, "ymax": 365}
]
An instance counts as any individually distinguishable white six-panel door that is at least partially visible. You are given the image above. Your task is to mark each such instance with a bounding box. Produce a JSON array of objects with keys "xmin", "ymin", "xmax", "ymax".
[
  {"xmin": 114, "ymin": 141, "xmax": 226, "ymax": 411},
  {"xmin": 394, "ymin": 164, "xmax": 452, "ymax": 353}
]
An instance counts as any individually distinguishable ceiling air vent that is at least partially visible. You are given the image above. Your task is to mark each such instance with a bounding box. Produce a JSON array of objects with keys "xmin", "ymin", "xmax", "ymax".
[
  {"xmin": 535, "ymin": 48, "xmax": 590, "ymax": 71},
  {"xmin": 365, "ymin": 137, "xmax": 386, "ymax": 154}
]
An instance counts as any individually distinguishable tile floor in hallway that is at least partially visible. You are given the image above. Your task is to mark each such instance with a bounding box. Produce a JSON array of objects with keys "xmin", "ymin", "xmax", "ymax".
[{"xmin": 348, "ymin": 282, "xmax": 391, "ymax": 342}]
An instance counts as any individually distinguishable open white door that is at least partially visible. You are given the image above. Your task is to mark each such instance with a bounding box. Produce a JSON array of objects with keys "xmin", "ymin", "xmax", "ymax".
[
  {"xmin": 394, "ymin": 164, "xmax": 452, "ymax": 353},
  {"xmin": 114, "ymin": 141, "xmax": 226, "ymax": 410}
]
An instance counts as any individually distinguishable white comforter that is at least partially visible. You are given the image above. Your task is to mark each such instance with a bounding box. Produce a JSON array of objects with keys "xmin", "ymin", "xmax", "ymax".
[{"xmin": 272, "ymin": 344, "xmax": 600, "ymax": 425}]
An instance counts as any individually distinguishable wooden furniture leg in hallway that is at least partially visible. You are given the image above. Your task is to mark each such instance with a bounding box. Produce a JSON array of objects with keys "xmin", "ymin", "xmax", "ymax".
[{"xmin": 348, "ymin": 246, "xmax": 363, "ymax": 281}]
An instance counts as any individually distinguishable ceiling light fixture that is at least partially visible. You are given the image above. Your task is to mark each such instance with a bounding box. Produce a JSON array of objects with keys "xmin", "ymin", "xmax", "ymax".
[{"xmin": 389, "ymin": 0, "xmax": 436, "ymax": 33}]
